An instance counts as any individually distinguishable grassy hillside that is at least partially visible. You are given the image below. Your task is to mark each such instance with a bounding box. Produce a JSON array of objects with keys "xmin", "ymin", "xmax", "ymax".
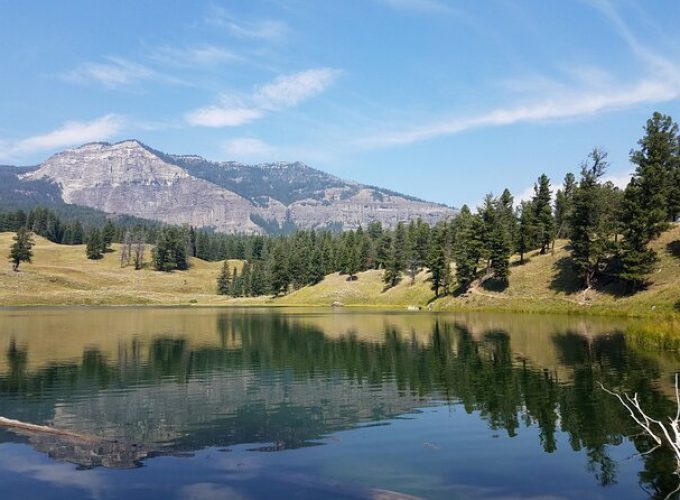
[
  {"xmin": 1, "ymin": 224, "xmax": 679, "ymax": 317},
  {"xmin": 433, "ymin": 223, "xmax": 680, "ymax": 317},
  {"xmin": 0, "ymin": 233, "xmax": 250, "ymax": 306}
]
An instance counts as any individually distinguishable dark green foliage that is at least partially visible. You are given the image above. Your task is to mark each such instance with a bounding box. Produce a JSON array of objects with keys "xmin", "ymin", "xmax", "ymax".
[
  {"xmin": 153, "ymin": 227, "xmax": 189, "ymax": 272},
  {"xmin": 489, "ymin": 190, "xmax": 514, "ymax": 284},
  {"xmin": 101, "ymin": 220, "xmax": 115, "ymax": 252},
  {"xmin": 453, "ymin": 206, "xmax": 481, "ymax": 291},
  {"xmin": 568, "ymin": 149, "xmax": 617, "ymax": 288},
  {"xmin": 532, "ymin": 174, "xmax": 555, "ymax": 254},
  {"xmin": 269, "ymin": 243, "xmax": 290, "ymax": 295},
  {"xmin": 8, "ymin": 227, "xmax": 34, "ymax": 271},
  {"xmin": 216, "ymin": 261, "xmax": 232, "ymax": 295},
  {"xmin": 516, "ymin": 201, "xmax": 536, "ymax": 264},
  {"xmin": 554, "ymin": 172, "xmax": 576, "ymax": 239},
  {"xmin": 427, "ymin": 224, "xmax": 449, "ymax": 297},
  {"xmin": 618, "ymin": 113, "xmax": 678, "ymax": 288},
  {"xmin": 86, "ymin": 228, "xmax": 103, "ymax": 260}
]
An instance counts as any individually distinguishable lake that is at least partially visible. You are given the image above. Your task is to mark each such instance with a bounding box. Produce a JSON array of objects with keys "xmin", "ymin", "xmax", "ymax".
[{"xmin": 0, "ymin": 307, "xmax": 678, "ymax": 499}]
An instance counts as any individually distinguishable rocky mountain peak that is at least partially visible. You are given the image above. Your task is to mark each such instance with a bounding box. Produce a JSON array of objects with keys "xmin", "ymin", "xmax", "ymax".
[{"xmin": 12, "ymin": 140, "xmax": 456, "ymax": 234}]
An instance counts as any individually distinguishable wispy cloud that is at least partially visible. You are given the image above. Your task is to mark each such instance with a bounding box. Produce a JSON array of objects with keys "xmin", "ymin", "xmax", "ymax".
[
  {"xmin": 207, "ymin": 7, "xmax": 288, "ymax": 41},
  {"xmin": 255, "ymin": 68, "xmax": 342, "ymax": 110},
  {"xmin": 0, "ymin": 114, "xmax": 124, "ymax": 160},
  {"xmin": 186, "ymin": 107, "xmax": 262, "ymax": 128},
  {"xmin": 186, "ymin": 68, "xmax": 341, "ymax": 128},
  {"xmin": 147, "ymin": 45, "xmax": 240, "ymax": 67},
  {"xmin": 362, "ymin": 77, "xmax": 680, "ymax": 147},
  {"xmin": 222, "ymin": 137, "xmax": 275, "ymax": 159},
  {"xmin": 361, "ymin": 1, "xmax": 680, "ymax": 149},
  {"xmin": 62, "ymin": 57, "xmax": 182, "ymax": 89}
]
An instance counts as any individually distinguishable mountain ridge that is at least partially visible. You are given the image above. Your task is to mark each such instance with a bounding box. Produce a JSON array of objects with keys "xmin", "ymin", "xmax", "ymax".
[{"xmin": 8, "ymin": 140, "xmax": 456, "ymax": 234}]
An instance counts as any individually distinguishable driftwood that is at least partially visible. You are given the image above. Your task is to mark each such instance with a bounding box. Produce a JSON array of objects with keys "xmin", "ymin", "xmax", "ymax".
[
  {"xmin": 602, "ymin": 376, "xmax": 680, "ymax": 499},
  {"xmin": 0, "ymin": 416, "xmax": 98, "ymax": 441},
  {"xmin": 0, "ymin": 416, "xmax": 159, "ymax": 469}
]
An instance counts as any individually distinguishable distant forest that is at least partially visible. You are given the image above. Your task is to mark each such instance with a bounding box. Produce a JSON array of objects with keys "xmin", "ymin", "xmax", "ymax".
[{"xmin": 3, "ymin": 112, "xmax": 679, "ymax": 298}]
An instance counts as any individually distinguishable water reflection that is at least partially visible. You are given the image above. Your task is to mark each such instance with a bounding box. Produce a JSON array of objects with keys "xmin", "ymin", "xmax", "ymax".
[{"xmin": 0, "ymin": 308, "xmax": 678, "ymax": 497}]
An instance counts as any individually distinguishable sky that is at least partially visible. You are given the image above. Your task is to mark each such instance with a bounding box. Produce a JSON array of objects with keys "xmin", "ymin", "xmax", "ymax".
[{"xmin": 1, "ymin": 0, "xmax": 680, "ymax": 208}]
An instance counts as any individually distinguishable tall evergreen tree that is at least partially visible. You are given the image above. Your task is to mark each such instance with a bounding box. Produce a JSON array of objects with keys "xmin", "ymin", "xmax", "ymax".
[
  {"xmin": 86, "ymin": 228, "xmax": 103, "ymax": 260},
  {"xmin": 269, "ymin": 243, "xmax": 290, "ymax": 296},
  {"xmin": 618, "ymin": 112, "xmax": 677, "ymax": 288},
  {"xmin": 216, "ymin": 260, "xmax": 232, "ymax": 295},
  {"xmin": 569, "ymin": 149, "xmax": 616, "ymax": 289},
  {"xmin": 9, "ymin": 227, "xmax": 34, "ymax": 271},
  {"xmin": 453, "ymin": 206, "xmax": 481, "ymax": 291},
  {"xmin": 101, "ymin": 220, "xmax": 115, "ymax": 252},
  {"xmin": 532, "ymin": 174, "xmax": 554, "ymax": 254},
  {"xmin": 554, "ymin": 172, "xmax": 576, "ymax": 239}
]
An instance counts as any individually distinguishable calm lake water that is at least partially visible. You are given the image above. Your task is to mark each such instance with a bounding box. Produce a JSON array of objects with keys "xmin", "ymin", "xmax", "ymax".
[{"xmin": 0, "ymin": 307, "xmax": 678, "ymax": 499}]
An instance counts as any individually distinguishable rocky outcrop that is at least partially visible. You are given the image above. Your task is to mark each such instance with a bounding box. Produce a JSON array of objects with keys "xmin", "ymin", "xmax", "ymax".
[{"xmin": 21, "ymin": 140, "xmax": 456, "ymax": 233}]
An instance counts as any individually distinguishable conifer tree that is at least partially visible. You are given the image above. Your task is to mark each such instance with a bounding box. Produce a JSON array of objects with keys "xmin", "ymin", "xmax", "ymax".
[
  {"xmin": 532, "ymin": 174, "xmax": 554, "ymax": 254},
  {"xmin": 618, "ymin": 113, "xmax": 676, "ymax": 288},
  {"xmin": 270, "ymin": 243, "xmax": 290, "ymax": 295},
  {"xmin": 569, "ymin": 149, "xmax": 615, "ymax": 288},
  {"xmin": 554, "ymin": 173, "xmax": 576, "ymax": 239},
  {"xmin": 102, "ymin": 220, "xmax": 115, "ymax": 252},
  {"xmin": 453, "ymin": 206, "xmax": 480, "ymax": 290},
  {"xmin": 9, "ymin": 227, "xmax": 34, "ymax": 271},
  {"xmin": 216, "ymin": 260, "xmax": 232, "ymax": 295},
  {"xmin": 516, "ymin": 201, "xmax": 535, "ymax": 264},
  {"xmin": 427, "ymin": 224, "xmax": 448, "ymax": 297},
  {"xmin": 86, "ymin": 228, "xmax": 103, "ymax": 260}
]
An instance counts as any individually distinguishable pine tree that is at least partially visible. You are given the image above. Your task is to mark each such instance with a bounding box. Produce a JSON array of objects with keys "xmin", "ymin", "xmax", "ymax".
[
  {"xmin": 86, "ymin": 228, "xmax": 103, "ymax": 260},
  {"xmin": 153, "ymin": 227, "xmax": 189, "ymax": 272},
  {"xmin": 569, "ymin": 149, "xmax": 615, "ymax": 288},
  {"xmin": 532, "ymin": 174, "xmax": 554, "ymax": 253},
  {"xmin": 554, "ymin": 172, "xmax": 576, "ymax": 238},
  {"xmin": 453, "ymin": 206, "xmax": 481, "ymax": 291},
  {"xmin": 9, "ymin": 227, "xmax": 34, "ymax": 271},
  {"xmin": 269, "ymin": 243, "xmax": 290, "ymax": 295},
  {"xmin": 618, "ymin": 112, "xmax": 676, "ymax": 288},
  {"xmin": 101, "ymin": 220, "xmax": 115, "ymax": 253},
  {"xmin": 488, "ymin": 190, "xmax": 514, "ymax": 284},
  {"xmin": 216, "ymin": 260, "xmax": 232, "ymax": 295},
  {"xmin": 427, "ymin": 224, "xmax": 448, "ymax": 297},
  {"xmin": 516, "ymin": 201, "xmax": 535, "ymax": 264}
]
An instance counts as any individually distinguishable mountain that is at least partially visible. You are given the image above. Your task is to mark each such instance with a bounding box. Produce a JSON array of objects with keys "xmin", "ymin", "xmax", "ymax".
[{"xmin": 8, "ymin": 140, "xmax": 455, "ymax": 233}]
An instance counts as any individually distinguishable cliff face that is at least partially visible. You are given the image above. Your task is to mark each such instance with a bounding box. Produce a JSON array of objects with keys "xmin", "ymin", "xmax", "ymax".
[{"xmin": 21, "ymin": 140, "xmax": 455, "ymax": 233}]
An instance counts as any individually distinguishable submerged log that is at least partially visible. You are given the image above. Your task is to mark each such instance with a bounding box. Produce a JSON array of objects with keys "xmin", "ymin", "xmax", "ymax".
[
  {"xmin": 0, "ymin": 416, "xmax": 97, "ymax": 441},
  {"xmin": 0, "ymin": 415, "xmax": 159, "ymax": 469}
]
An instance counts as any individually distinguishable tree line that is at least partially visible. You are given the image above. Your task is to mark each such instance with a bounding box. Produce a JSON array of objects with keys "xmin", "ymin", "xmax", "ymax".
[{"xmin": 5, "ymin": 112, "xmax": 680, "ymax": 296}]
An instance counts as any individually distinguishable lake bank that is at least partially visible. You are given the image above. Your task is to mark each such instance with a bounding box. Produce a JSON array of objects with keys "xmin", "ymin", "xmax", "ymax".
[{"xmin": 2, "ymin": 226, "xmax": 680, "ymax": 319}]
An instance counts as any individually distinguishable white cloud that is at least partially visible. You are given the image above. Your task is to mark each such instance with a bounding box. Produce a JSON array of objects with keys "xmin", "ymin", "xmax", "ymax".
[
  {"xmin": 185, "ymin": 106, "xmax": 262, "ymax": 128},
  {"xmin": 148, "ymin": 45, "xmax": 240, "ymax": 66},
  {"xmin": 62, "ymin": 57, "xmax": 158, "ymax": 88},
  {"xmin": 603, "ymin": 170, "xmax": 632, "ymax": 189},
  {"xmin": 255, "ymin": 68, "xmax": 342, "ymax": 110},
  {"xmin": 362, "ymin": 76, "xmax": 680, "ymax": 148},
  {"xmin": 207, "ymin": 7, "xmax": 288, "ymax": 41},
  {"xmin": 185, "ymin": 68, "xmax": 340, "ymax": 128},
  {"xmin": 223, "ymin": 137, "xmax": 275, "ymax": 158},
  {"xmin": 0, "ymin": 114, "xmax": 124, "ymax": 160}
]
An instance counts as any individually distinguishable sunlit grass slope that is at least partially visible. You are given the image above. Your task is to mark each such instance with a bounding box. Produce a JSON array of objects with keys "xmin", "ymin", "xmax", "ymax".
[
  {"xmin": 1, "ymin": 223, "xmax": 679, "ymax": 317},
  {"xmin": 433, "ymin": 223, "xmax": 680, "ymax": 317},
  {"xmin": 0, "ymin": 233, "xmax": 249, "ymax": 305}
]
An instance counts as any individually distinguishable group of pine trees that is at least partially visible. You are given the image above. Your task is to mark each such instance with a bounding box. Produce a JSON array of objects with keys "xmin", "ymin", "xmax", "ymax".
[{"xmin": 4, "ymin": 112, "xmax": 678, "ymax": 298}]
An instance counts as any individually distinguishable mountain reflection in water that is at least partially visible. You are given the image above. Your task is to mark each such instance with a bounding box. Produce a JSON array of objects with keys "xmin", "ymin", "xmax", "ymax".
[{"xmin": 0, "ymin": 308, "xmax": 678, "ymax": 497}]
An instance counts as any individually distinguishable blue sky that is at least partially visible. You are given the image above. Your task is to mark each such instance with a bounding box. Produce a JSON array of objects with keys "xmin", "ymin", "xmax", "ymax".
[{"xmin": 1, "ymin": 0, "xmax": 679, "ymax": 208}]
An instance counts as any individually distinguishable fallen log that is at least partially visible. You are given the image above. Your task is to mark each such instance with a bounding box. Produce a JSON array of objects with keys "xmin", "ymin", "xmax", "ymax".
[{"xmin": 0, "ymin": 416, "xmax": 97, "ymax": 441}]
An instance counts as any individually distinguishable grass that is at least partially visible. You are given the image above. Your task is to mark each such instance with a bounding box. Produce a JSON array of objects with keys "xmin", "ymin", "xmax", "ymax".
[
  {"xmin": 432, "ymin": 223, "xmax": 680, "ymax": 318},
  {"xmin": 1, "ymin": 223, "xmax": 680, "ymax": 319}
]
